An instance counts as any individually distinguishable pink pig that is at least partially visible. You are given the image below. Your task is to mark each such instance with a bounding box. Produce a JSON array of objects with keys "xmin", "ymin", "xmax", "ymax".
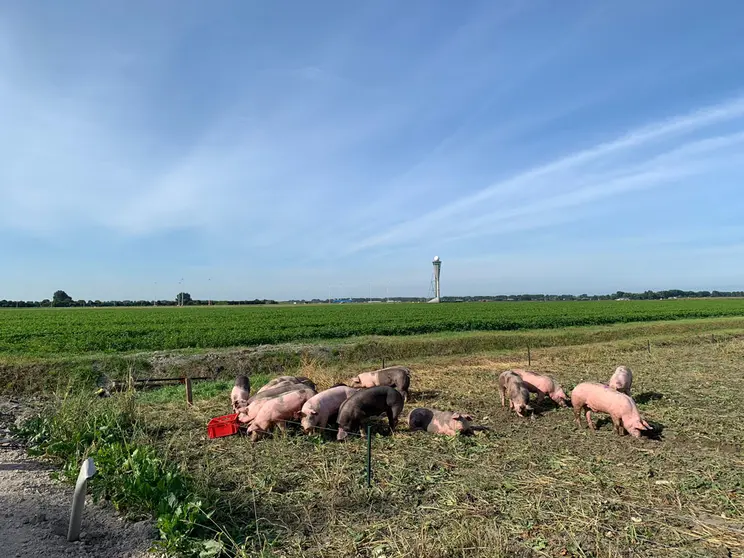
[
  {"xmin": 348, "ymin": 366, "xmax": 410, "ymax": 400},
  {"xmin": 608, "ymin": 365, "xmax": 632, "ymax": 396},
  {"xmin": 236, "ymin": 396, "xmax": 275, "ymax": 424},
  {"xmin": 246, "ymin": 388, "xmax": 316, "ymax": 442},
  {"xmin": 300, "ymin": 386, "xmax": 358, "ymax": 433},
  {"xmin": 230, "ymin": 375, "xmax": 251, "ymax": 412},
  {"xmin": 571, "ymin": 382, "xmax": 651, "ymax": 438},
  {"xmin": 511, "ymin": 369, "xmax": 569, "ymax": 406}
]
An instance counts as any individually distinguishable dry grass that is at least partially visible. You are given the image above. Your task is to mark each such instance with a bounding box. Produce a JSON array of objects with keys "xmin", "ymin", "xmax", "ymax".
[{"xmin": 133, "ymin": 333, "xmax": 743, "ymax": 558}]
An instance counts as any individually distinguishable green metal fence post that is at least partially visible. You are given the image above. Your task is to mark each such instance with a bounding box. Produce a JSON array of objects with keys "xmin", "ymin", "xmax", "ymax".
[{"xmin": 366, "ymin": 424, "xmax": 372, "ymax": 488}]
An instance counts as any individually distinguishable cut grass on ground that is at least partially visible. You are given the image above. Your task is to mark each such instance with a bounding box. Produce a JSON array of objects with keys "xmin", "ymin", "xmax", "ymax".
[{"xmin": 122, "ymin": 330, "xmax": 744, "ymax": 557}]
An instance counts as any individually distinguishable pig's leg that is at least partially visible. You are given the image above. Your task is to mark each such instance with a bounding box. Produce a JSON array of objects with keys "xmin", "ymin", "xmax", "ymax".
[
  {"xmin": 535, "ymin": 391, "xmax": 545, "ymax": 405},
  {"xmin": 387, "ymin": 408, "xmax": 398, "ymax": 432},
  {"xmin": 499, "ymin": 385, "xmax": 506, "ymax": 407},
  {"xmin": 611, "ymin": 416, "xmax": 622, "ymax": 435},
  {"xmin": 573, "ymin": 406, "xmax": 583, "ymax": 428},
  {"xmin": 585, "ymin": 410, "xmax": 596, "ymax": 431}
]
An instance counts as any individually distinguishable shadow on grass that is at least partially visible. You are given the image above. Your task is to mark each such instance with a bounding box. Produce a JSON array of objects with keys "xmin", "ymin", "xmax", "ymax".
[
  {"xmin": 635, "ymin": 391, "xmax": 664, "ymax": 404},
  {"xmin": 593, "ymin": 416, "xmax": 665, "ymax": 441},
  {"xmin": 642, "ymin": 421, "xmax": 665, "ymax": 441}
]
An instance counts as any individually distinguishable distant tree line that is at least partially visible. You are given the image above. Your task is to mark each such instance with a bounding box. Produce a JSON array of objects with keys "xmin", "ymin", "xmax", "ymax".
[
  {"xmin": 441, "ymin": 290, "xmax": 744, "ymax": 302},
  {"xmin": 1, "ymin": 289, "xmax": 742, "ymax": 308},
  {"xmin": 0, "ymin": 290, "xmax": 278, "ymax": 308}
]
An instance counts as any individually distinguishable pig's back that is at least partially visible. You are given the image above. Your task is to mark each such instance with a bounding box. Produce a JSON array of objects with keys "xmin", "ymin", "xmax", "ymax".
[
  {"xmin": 576, "ymin": 382, "xmax": 632, "ymax": 413},
  {"xmin": 513, "ymin": 369, "xmax": 552, "ymax": 389}
]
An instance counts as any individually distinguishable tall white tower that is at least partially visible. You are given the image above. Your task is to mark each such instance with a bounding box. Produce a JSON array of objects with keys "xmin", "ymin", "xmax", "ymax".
[{"xmin": 428, "ymin": 256, "xmax": 442, "ymax": 303}]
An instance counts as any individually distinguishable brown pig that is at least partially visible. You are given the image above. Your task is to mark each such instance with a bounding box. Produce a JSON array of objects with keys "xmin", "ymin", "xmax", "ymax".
[
  {"xmin": 407, "ymin": 408, "xmax": 475, "ymax": 435},
  {"xmin": 300, "ymin": 386, "xmax": 358, "ymax": 433},
  {"xmin": 246, "ymin": 387, "xmax": 316, "ymax": 442},
  {"xmin": 511, "ymin": 369, "xmax": 568, "ymax": 406},
  {"xmin": 348, "ymin": 366, "xmax": 410, "ymax": 400},
  {"xmin": 608, "ymin": 365, "xmax": 632, "ymax": 396},
  {"xmin": 230, "ymin": 375, "xmax": 251, "ymax": 412},
  {"xmin": 498, "ymin": 371, "xmax": 533, "ymax": 417},
  {"xmin": 571, "ymin": 382, "xmax": 651, "ymax": 438},
  {"xmin": 336, "ymin": 386, "xmax": 404, "ymax": 441}
]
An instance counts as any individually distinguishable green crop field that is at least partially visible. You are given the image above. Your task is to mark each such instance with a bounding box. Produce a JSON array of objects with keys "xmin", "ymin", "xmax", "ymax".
[{"xmin": 2, "ymin": 299, "xmax": 744, "ymax": 357}]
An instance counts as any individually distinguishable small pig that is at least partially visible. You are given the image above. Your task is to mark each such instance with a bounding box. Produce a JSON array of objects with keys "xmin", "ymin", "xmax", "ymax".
[
  {"xmin": 498, "ymin": 371, "xmax": 532, "ymax": 417},
  {"xmin": 407, "ymin": 408, "xmax": 474, "ymax": 435},
  {"xmin": 246, "ymin": 387, "xmax": 316, "ymax": 442},
  {"xmin": 348, "ymin": 366, "xmax": 411, "ymax": 400},
  {"xmin": 230, "ymin": 375, "xmax": 251, "ymax": 412},
  {"xmin": 511, "ymin": 369, "xmax": 568, "ymax": 406},
  {"xmin": 571, "ymin": 382, "xmax": 651, "ymax": 438},
  {"xmin": 300, "ymin": 385, "xmax": 358, "ymax": 433},
  {"xmin": 336, "ymin": 386, "xmax": 404, "ymax": 441},
  {"xmin": 608, "ymin": 365, "xmax": 632, "ymax": 396}
]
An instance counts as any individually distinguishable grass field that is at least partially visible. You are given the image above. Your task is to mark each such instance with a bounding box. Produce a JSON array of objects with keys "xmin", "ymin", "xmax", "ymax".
[
  {"xmin": 19, "ymin": 322, "xmax": 744, "ymax": 557},
  {"xmin": 148, "ymin": 334, "xmax": 744, "ymax": 557},
  {"xmin": 3, "ymin": 299, "xmax": 744, "ymax": 357}
]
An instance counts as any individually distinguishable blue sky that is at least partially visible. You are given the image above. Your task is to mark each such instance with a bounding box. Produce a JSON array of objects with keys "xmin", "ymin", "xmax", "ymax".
[{"xmin": 2, "ymin": 1, "xmax": 744, "ymax": 301}]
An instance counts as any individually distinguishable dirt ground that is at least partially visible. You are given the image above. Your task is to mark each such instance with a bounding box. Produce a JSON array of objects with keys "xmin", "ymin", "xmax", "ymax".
[{"xmin": 0, "ymin": 399, "xmax": 159, "ymax": 558}]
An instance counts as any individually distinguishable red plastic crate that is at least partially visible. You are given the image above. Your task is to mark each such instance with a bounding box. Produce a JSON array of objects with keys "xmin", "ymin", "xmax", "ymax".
[{"xmin": 207, "ymin": 413, "xmax": 239, "ymax": 439}]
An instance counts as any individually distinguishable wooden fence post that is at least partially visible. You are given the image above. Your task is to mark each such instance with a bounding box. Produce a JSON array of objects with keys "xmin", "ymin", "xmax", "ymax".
[{"xmin": 185, "ymin": 377, "xmax": 193, "ymax": 406}]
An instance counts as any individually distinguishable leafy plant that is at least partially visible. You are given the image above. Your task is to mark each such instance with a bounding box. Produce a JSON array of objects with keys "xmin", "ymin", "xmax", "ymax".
[{"xmin": 15, "ymin": 397, "xmax": 218, "ymax": 556}]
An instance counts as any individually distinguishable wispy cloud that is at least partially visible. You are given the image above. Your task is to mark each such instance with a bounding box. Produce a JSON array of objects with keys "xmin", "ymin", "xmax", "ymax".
[{"xmin": 347, "ymin": 94, "xmax": 744, "ymax": 253}]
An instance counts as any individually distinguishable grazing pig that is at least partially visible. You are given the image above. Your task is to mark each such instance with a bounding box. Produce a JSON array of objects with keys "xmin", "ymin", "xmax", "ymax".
[
  {"xmin": 300, "ymin": 386, "xmax": 358, "ymax": 433},
  {"xmin": 246, "ymin": 388, "xmax": 316, "ymax": 442},
  {"xmin": 230, "ymin": 375, "xmax": 251, "ymax": 412},
  {"xmin": 608, "ymin": 365, "xmax": 633, "ymax": 396},
  {"xmin": 236, "ymin": 396, "xmax": 275, "ymax": 424},
  {"xmin": 498, "ymin": 371, "xmax": 532, "ymax": 417},
  {"xmin": 348, "ymin": 366, "xmax": 411, "ymax": 400},
  {"xmin": 511, "ymin": 369, "xmax": 568, "ymax": 406},
  {"xmin": 407, "ymin": 408, "xmax": 475, "ymax": 435},
  {"xmin": 336, "ymin": 386, "xmax": 404, "ymax": 441},
  {"xmin": 571, "ymin": 382, "xmax": 651, "ymax": 438}
]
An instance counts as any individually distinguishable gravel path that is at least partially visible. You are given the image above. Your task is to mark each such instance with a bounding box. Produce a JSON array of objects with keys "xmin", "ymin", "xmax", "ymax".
[{"xmin": 0, "ymin": 399, "xmax": 160, "ymax": 558}]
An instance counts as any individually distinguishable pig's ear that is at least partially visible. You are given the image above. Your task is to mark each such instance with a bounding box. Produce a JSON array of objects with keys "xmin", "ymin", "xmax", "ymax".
[
  {"xmin": 452, "ymin": 413, "xmax": 461, "ymax": 419},
  {"xmin": 525, "ymin": 405, "xmax": 534, "ymax": 412},
  {"xmin": 641, "ymin": 420, "xmax": 652, "ymax": 430},
  {"xmin": 462, "ymin": 414, "xmax": 474, "ymax": 421},
  {"xmin": 308, "ymin": 409, "xmax": 318, "ymax": 416}
]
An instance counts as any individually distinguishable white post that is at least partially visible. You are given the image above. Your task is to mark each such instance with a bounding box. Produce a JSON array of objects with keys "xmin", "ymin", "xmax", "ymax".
[{"xmin": 67, "ymin": 457, "xmax": 96, "ymax": 542}]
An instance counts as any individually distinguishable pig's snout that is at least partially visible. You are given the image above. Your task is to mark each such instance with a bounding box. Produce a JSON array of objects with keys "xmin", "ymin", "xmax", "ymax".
[{"xmin": 337, "ymin": 428, "xmax": 349, "ymax": 441}]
